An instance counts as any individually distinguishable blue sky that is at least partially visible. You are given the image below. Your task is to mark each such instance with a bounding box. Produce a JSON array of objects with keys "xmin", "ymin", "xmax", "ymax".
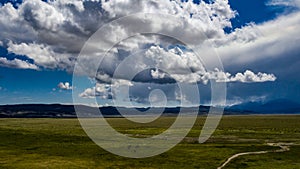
[
  {"xmin": 0, "ymin": 67, "xmax": 73, "ymax": 104},
  {"xmin": 0, "ymin": 0, "xmax": 299, "ymax": 106},
  {"xmin": 229, "ymin": 0, "xmax": 288, "ymax": 28}
]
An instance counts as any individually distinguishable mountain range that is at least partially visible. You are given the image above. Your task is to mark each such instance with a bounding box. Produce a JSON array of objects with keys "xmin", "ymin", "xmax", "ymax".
[{"xmin": 0, "ymin": 99, "xmax": 299, "ymax": 118}]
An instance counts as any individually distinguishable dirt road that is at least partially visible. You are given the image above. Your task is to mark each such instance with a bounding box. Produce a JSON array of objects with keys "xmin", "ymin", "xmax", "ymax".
[{"xmin": 217, "ymin": 143, "xmax": 293, "ymax": 169}]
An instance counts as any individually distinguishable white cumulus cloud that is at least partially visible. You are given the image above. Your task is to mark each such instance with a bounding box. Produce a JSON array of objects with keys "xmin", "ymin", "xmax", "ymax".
[
  {"xmin": 8, "ymin": 42, "xmax": 57, "ymax": 69},
  {"xmin": 0, "ymin": 0, "xmax": 288, "ymax": 105},
  {"xmin": 0, "ymin": 57, "xmax": 39, "ymax": 70},
  {"xmin": 0, "ymin": 0, "xmax": 236, "ymax": 72},
  {"xmin": 228, "ymin": 70, "xmax": 276, "ymax": 83},
  {"xmin": 58, "ymin": 82, "xmax": 73, "ymax": 90}
]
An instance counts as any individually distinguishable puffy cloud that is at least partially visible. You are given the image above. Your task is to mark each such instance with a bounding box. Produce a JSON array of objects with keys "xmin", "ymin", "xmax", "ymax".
[
  {"xmin": 79, "ymin": 84, "xmax": 110, "ymax": 99},
  {"xmin": 58, "ymin": 82, "xmax": 73, "ymax": 90},
  {"xmin": 0, "ymin": 3, "xmax": 36, "ymax": 43},
  {"xmin": 151, "ymin": 68, "xmax": 276, "ymax": 84},
  {"xmin": 20, "ymin": 0, "xmax": 65, "ymax": 31},
  {"xmin": 7, "ymin": 41, "xmax": 75, "ymax": 71},
  {"xmin": 0, "ymin": 0, "xmax": 291, "ymax": 76},
  {"xmin": 79, "ymin": 80, "xmax": 133, "ymax": 99},
  {"xmin": 101, "ymin": 0, "xmax": 235, "ymax": 31},
  {"xmin": 228, "ymin": 70, "xmax": 276, "ymax": 83},
  {"xmin": 144, "ymin": 46, "xmax": 205, "ymax": 74},
  {"xmin": 91, "ymin": 44, "xmax": 276, "ymax": 84},
  {"xmin": 0, "ymin": 0, "xmax": 236, "ymax": 71},
  {"xmin": 0, "ymin": 57, "xmax": 39, "ymax": 70},
  {"xmin": 0, "ymin": 0, "xmax": 96, "ymax": 70},
  {"xmin": 79, "ymin": 87, "xmax": 95, "ymax": 98},
  {"xmin": 79, "ymin": 80, "xmax": 181, "ymax": 107},
  {"xmin": 0, "ymin": 0, "xmax": 285, "ymax": 105},
  {"xmin": 8, "ymin": 42, "xmax": 57, "ymax": 69}
]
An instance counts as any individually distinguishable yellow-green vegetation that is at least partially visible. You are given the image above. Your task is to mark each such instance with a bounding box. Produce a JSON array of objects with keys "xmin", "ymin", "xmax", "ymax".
[{"xmin": 0, "ymin": 116, "xmax": 300, "ymax": 169}]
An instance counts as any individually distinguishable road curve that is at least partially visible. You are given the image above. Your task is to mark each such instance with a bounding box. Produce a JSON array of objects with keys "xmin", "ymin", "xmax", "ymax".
[{"xmin": 217, "ymin": 143, "xmax": 293, "ymax": 169}]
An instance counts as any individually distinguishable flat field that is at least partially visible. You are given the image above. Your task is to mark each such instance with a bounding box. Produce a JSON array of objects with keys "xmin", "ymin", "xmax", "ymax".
[{"xmin": 0, "ymin": 116, "xmax": 300, "ymax": 169}]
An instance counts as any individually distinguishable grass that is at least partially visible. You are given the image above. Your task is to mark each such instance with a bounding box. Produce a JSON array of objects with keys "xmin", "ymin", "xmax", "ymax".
[{"xmin": 0, "ymin": 116, "xmax": 300, "ymax": 168}]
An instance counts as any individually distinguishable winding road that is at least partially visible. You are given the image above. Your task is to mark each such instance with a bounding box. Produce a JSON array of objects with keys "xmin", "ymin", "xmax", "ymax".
[{"xmin": 217, "ymin": 143, "xmax": 294, "ymax": 169}]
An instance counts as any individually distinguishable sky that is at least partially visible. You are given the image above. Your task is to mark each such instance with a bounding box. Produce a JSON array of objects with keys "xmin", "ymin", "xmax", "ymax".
[{"xmin": 0, "ymin": 0, "xmax": 299, "ymax": 106}]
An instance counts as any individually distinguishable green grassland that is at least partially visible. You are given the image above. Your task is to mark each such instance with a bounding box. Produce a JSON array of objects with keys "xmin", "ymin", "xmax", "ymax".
[{"xmin": 0, "ymin": 116, "xmax": 300, "ymax": 169}]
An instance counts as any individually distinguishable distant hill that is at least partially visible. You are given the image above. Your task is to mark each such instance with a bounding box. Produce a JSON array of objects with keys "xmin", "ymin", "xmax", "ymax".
[
  {"xmin": 0, "ymin": 104, "xmax": 76, "ymax": 118},
  {"xmin": 0, "ymin": 99, "xmax": 299, "ymax": 118},
  {"xmin": 0, "ymin": 104, "xmax": 211, "ymax": 118}
]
